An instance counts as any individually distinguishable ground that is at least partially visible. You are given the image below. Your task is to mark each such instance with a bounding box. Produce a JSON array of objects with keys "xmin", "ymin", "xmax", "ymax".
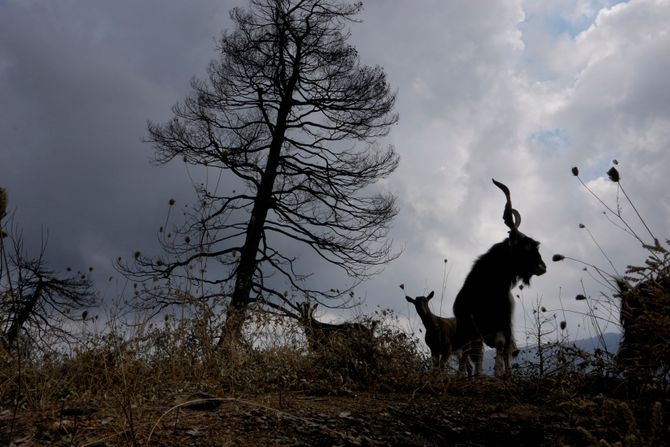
[{"xmin": 3, "ymin": 376, "xmax": 665, "ymax": 446}]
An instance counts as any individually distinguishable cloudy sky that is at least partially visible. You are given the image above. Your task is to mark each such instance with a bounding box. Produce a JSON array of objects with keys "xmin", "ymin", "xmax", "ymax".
[{"xmin": 1, "ymin": 0, "xmax": 668, "ymax": 349}]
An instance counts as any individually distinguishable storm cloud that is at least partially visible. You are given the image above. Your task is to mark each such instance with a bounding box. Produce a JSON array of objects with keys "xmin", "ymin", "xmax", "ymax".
[{"xmin": 1, "ymin": 0, "xmax": 668, "ymax": 347}]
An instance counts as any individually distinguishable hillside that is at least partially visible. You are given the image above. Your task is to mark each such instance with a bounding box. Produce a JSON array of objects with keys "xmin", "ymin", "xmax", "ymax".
[{"xmin": 2, "ymin": 335, "xmax": 667, "ymax": 446}]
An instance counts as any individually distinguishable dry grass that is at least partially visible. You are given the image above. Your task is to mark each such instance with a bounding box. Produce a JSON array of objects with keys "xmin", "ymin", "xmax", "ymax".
[
  {"xmin": 1, "ymin": 304, "xmax": 669, "ymax": 446},
  {"xmin": 616, "ymin": 241, "xmax": 670, "ymax": 385}
]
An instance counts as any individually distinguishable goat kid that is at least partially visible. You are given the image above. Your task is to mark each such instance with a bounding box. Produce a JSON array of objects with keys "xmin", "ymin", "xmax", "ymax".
[
  {"xmin": 297, "ymin": 302, "xmax": 376, "ymax": 357},
  {"xmin": 453, "ymin": 179, "xmax": 546, "ymax": 377},
  {"xmin": 406, "ymin": 291, "xmax": 482, "ymax": 376}
]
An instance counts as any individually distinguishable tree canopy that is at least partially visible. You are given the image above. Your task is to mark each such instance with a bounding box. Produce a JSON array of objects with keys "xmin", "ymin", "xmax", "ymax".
[{"xmin": 123, "ymin": 0, "xmax": 399, "ymax": 347}]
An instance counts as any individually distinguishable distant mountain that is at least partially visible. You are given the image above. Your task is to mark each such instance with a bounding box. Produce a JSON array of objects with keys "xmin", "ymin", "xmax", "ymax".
[{"xmin": 477, "ymin": 333, "xmax": 622, "ymax": 375}]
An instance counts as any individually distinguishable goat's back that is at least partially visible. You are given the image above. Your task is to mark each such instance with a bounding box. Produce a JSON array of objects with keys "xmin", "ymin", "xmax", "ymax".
[{"xmin": 453, "ymin": 241, "xmax": 516, "ymax": 345}]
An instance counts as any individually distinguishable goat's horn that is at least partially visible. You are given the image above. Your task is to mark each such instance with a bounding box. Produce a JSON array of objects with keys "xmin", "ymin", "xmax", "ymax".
[
  {"xmin": 511, "ymin": 209, "xmax": 521, "ymax": 229},
  {"xmin": 492, "ymin": 178, "xmax": 521, "ymax": 231}
]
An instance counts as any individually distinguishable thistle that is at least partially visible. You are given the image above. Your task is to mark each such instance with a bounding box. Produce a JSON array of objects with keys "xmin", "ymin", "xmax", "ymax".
[{"xmin": 606, "ymin": 166, "xmax": 620, "ymax": 182}]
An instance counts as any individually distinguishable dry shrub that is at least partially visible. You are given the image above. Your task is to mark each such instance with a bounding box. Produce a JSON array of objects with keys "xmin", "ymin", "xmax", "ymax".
[
  {"xmin": 617, "ymin": 242, "xmax": 670, "ymax": 384},
  {"xmin": 0, "ymin": 305, "xmax": 427, "ymax": 432},
  {"xmin": 309, "ymin": 310, "xmax": 426, "ymax": 392},
  {"xmin": 576, "ymin": 399, "xmax": 666, "ymax": 447},
  {"xmin": 234, "ymin": 308, "xmax": 428, "ymax": 394}
]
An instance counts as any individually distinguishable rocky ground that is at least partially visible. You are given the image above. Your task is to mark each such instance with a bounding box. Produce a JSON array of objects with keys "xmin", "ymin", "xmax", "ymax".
[{"xmin": 4, "ymin": 377, "xmax": 666, "ymax": 446}]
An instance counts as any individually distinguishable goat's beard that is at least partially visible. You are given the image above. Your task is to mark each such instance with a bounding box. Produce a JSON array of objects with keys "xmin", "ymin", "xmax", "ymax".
[{"xmin": 520, "ymin": 273, "xmax": 533, "ymax": 286}]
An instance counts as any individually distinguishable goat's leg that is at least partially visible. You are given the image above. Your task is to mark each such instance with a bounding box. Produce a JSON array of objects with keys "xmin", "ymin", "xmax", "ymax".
[
  {"xmin": 465, "ymin": 340, "xmax": 483, "ymax": 377},
  {"xmin": 439, "ymin": 354, "xmax": 447, "ymax": 369},
  {"xmin": 471, "ymin": 341, "xmax": 483, "ymax": 377},
  {"xmin": 431, "ymin": 353, "xmax": 440, "ymax": 369},
  {"xmin": 457, "ymin": 350, "xmax": 469, "ymax": 377},
  {"xmin": 503, "ymin": 340, "xmax": 513, "ymax": 374},
  {"xmin": 501, "ymin": 332, "xmax": 516, "ymax": 376},
  {"xmin": 493, "ymin": 332, "xmax": 507, "ymax": 377}
]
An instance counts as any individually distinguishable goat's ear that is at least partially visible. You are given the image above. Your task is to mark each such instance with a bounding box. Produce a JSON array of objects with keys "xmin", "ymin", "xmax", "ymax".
[
  {"xmin": 508, "ymin": 230, "xmax": 520, "ymax": 245},
  {"xmin": 405, "ymin": 296, "xmax": 415, "ymax": 303},
  {"xmin": 427, "ymin": 291, "xmax": 435, "ymax": 299}
]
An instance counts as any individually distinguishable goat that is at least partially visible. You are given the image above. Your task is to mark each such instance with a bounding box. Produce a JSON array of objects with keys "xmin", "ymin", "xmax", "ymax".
[
  {"xmin": 453, "ymin": 179, "xmax": 546, "ymax": 377},
  {"xmin": 297, "ymin": 302, "xmax": 377, "ymax": 357},
  {"xmin": 405, "ymin": 291, "xmax": 482, "ymax": 376}
]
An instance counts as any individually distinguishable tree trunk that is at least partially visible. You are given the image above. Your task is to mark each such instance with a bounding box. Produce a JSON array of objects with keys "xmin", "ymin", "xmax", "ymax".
[
  {"xmin": 3, "ymin": 282, "xmax": 43, "ymax": 350},
  {"xmin": 216, "ymin": 143, "xmax": 282, "ymax": 350},
  {"xmin": 216, "ymin": 46, "xmax": 302, "ymax": 350}
]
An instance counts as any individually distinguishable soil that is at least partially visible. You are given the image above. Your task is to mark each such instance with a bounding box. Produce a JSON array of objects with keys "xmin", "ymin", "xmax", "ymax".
[{"xmin": 5, "ymin": 377, "xmax": 664, "ymax": 446}]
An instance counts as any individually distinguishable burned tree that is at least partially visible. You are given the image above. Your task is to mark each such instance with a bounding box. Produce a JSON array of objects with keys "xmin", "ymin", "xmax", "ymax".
[
  {"xmin": 0, "ymin": 196, "xmax": 95, "ymax": 352},
  {"xmin": 122, "ymin": 0, "xmax": 398, "ymax": 349}
]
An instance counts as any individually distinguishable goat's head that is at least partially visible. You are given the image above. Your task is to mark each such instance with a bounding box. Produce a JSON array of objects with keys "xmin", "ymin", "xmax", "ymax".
[
  {"xmin": 405, "ymin": 290, "xmax": 435, "ymax": 313},
  {"xmin": 492, "ymin": 178, "xmax": 546, "ymax": 285}
]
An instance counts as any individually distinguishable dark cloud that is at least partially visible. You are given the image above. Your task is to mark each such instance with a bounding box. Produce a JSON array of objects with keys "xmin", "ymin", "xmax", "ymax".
[{"xmin": 1, "ymin": 0, "xmax": 668, "ymax": 342}]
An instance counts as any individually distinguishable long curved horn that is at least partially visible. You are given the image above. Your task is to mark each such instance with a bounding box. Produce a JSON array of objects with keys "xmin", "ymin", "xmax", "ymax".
[{"xmin": 492, "ymin": 178, "xmax": 521, "ymax": 230}]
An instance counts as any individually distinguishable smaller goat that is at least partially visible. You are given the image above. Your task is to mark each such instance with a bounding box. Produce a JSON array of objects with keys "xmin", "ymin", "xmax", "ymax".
[
  {"xmin": 406, "ymin": 291, "xmax": 482, "ymax": 376},
  {"xmin": 297, "ymin": 302, "xmax": 377, "ymax": 357}
]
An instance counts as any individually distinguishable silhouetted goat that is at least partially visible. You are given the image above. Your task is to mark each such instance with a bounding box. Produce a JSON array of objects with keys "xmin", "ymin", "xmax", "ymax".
[
  {"xmin": 406, "ymin": 291, "xmax": 482, "ymax": 376},
  {"xmin": 297, "ymin": 302, "xmax": 377, "ymax": 356},
  {"xmin": 453, "ymin": 179, "xmax": 546, "ymax": 377}
]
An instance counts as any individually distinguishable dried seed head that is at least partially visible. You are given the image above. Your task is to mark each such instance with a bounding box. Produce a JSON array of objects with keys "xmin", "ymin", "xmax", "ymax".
[
  {"xmin": 560, "ymin": 321, "xmax": 567, "ymax": 330},
  {"xmin": 399, "ymin": 284, "xmax": 405, "ymax": 290},
  {"xmin": 607, "ymin": 167, "xmax": 620, "ymax": 182},
  {"xmin": 552, "ymin": 254, "xmax": 565, "ymax": 262},
  {"xmin": 612, "ymin": 159, "xmax": 618, "ymax": 165},
  {"xmin": 576, "ymin": 294, "xmax": 587, "ymax": 301},
  {"xmin": 169, "ymin": 198, "xmax": 176, "ymax": 206},
  {"xmin": 571, "ymin": 167, "xmax": 579, "ymax": 176},
  {"xmin": 579, "ymin": 223, "xmax": 585, "ymax": 229},
  {"xmin": 134, "ymin": 251, "xmax": 141, "ymax": 259}
]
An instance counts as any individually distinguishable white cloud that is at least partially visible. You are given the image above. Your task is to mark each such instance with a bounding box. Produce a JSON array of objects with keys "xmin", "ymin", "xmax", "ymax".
[
  {"xmin": 358, "ymin": 0, "xmax": 670, "ymax": 344},
  {"xmin": 1, "ymin": 0, "xmax": 668, "ymax": 350}
]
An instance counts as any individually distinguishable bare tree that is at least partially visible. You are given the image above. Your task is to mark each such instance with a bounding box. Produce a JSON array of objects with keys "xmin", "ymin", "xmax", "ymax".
[
  {"xmin": 121, "ymin": 0, "xmax": 399, "ymax": 349},
  {"xmin": 0, "ymin": 209, "xmax": 95, "ymax": 352}
]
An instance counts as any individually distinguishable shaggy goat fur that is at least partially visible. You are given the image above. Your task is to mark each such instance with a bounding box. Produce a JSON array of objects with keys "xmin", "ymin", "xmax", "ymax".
[{"xmin": 452, "ymin": 179, "xmax": 546, "ymax": 377}]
